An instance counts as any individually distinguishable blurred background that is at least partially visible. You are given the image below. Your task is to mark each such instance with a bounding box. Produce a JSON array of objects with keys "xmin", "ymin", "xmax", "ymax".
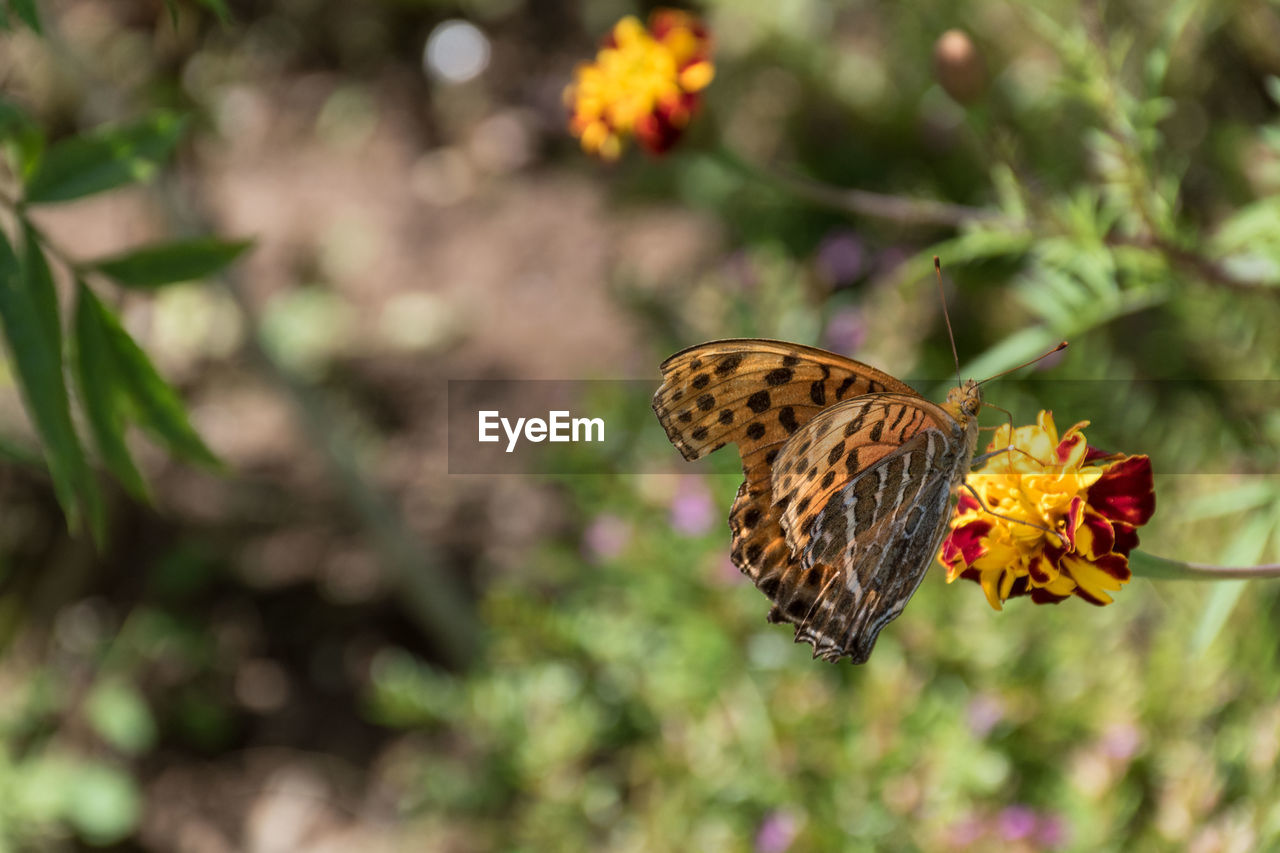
[{"xmin": 1, "ymin": 0, "xmax": 1280, "ymax": 850}]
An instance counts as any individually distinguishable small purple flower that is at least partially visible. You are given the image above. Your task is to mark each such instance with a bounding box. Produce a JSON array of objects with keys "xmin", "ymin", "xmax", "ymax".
[
  {"xmin": 875, "ymin": 246, "xmax": 909, "ymax": 278},
  {"xmin": 814, "ymin": 230, "xmax": 866, "ymax": 287},
  {"xmin": 582, "ymin": 514, "xmax": 631, "ymax": 563},
  {"xmin": 1034, "ymin": 814, "xmax": 1069, "ymax": 849},
  {"xmin": 755, "ymin": 810, "xmax": 798, "ymax": 853},
  {"xmin": 945, "ymin": 815, "xmax": 987, "ymax": 848},
  {"xmin": 669, "ymin": 477, "xmax": 715, "ymax": 536},
  {"xmin": 823, "ymin": 306, "xmax": 866, "ymax": 355},
  {"xmin": 723, "ymin": 250, "xmax": 760, "ymax": 292},
  {"xmin": 965, "ymin": 692, "xmax": 1005, "ymax": 738},
  {"xmin": 1100, "ymin": 722, "xmax": 1141, "ymax": 762},
  {"xmin": 996, "ymin": 806, "xmax": 1037, "ymax": 842}
]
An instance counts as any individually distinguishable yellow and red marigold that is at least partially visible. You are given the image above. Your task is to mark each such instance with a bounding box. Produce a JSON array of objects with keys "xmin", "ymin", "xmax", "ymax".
[
  {"xmin": 565, "ymin": 10, "xmax": 714, "ymax": 160},
  {"xmin": 940, "ymin": 411, "xmax": 1155, "ymax": 610}
]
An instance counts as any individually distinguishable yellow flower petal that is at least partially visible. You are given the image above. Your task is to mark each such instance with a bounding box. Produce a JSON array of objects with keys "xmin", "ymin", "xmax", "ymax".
[{"xmin": 679, "ymin": 60, "xmax": 715, "ymax": 92}]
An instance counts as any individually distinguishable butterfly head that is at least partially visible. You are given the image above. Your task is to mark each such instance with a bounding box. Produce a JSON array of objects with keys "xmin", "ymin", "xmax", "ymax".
[{"xmin": 943, "ymin": 379, "xmax": 983, "ymax": 423}]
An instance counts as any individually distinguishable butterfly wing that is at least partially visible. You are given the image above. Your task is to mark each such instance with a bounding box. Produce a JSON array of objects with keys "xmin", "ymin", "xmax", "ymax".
[
  {"xmin": 651, "ymin": 339, "xmax": 922, "ymax": 656},
  {"xmin": 768, "ymin": 395, "xmax": 977, "ymax": 662}
]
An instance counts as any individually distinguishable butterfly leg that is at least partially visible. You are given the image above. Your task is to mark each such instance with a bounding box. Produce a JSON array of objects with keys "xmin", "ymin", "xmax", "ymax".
[{"xmin": 960, "ymin": 482, "xmax": 1069, "ymax": 548}]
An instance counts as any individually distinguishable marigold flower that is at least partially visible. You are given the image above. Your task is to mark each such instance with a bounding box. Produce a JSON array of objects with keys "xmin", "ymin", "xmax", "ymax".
[
  {"xmin": 565, "ymin": 10, "xmax": 714, "ymax": 160},
  {"xmin": 939, "ymin": 410, "xmax": 1155, "ymax": 610}
]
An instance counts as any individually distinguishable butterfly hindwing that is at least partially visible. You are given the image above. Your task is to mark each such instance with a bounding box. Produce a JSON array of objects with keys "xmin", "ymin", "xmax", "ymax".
[
  {"xmin": 793, "ymin": 428, "xmax": 966, "ymax": 662},
  {"xmin": 770, "ymin": 393, "xmax": 945, "ymax": 555}
]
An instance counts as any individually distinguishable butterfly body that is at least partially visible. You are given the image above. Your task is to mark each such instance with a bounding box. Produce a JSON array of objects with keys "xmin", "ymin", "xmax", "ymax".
[{"xmin": 652, "ymin": 340, "xmax": 983, "ymax": 664}]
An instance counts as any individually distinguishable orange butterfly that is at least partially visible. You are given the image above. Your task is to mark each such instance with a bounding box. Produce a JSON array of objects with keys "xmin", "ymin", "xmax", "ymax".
[{"xmin": 651, "ymin": 261, "xmax": 1063, "ymax": 663}]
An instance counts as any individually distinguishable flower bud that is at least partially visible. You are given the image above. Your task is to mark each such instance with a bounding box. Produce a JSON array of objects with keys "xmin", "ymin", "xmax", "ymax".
[{"xmin": 933, "ymin": 29, "xmax": 986, "ymax": 105}]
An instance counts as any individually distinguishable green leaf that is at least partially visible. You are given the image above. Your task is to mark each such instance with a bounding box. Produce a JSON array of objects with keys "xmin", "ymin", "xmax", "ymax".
[
  {"xmin": 0, "ymin": 95, "xmax": 45, "ymax": 178},
  {"xmin": 24, "ymin": 113, "xmax": 187, "ymax": 204},
  {"xmin": 196, "ymin": 0, "xmax": 232, "ymax": 24},
  {"xmin": 1192, "ymin": 513, "xmax": 1277, "ymax": 653},
  {"xmin": 0, "ymin": 95, "xmax": 27, "ymax": 138},
  {"xmin": 77, "ymin": 283, "xmax": 220, "ymax": 469},
  {"xmin": 73, "ymin": 282, "xmax": 150, "ymax": 502},
  {"xmin": 23, "ymin": 224, "xmax": 60, "ymax": 354},
  {"xmin": 64, "ymin": 761, "xmax": 141, "ymax": 845},
  {"xmin": 91, "ymin": 238, "xmax": 252, "ymax": 289},
  {"xmin": 86, "ymin": 680, "xmax": 158, "ymax": 755},
  {"xmin": 0, "ymin": 230, "xmax": 101, "ymax": 539},
  {"xmin": 8, "ymin": 0, "xmax": 39, "ymax": 32}
]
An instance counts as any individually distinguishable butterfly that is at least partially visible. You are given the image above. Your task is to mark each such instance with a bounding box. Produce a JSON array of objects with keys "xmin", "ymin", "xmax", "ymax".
[{"xmin": 651, "ymin": 338, "xmax": 985, "ymax": 663}]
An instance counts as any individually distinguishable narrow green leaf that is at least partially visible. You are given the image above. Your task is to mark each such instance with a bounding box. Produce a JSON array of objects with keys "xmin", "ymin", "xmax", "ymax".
[
  {"xmin": 0, "ymin": 95, "xmax": 45, "ymax": 178},
  {"xmin": 72, "ymin": 283, "xmax": 150, "ymax": 502},
  {"xmin": 22, "ymin": 223, "xmax": 60, "ymax": 353},
  {"xmin": 24, "ymin": 113, "xmax": 187, "ymax": 204},
  {"xmin": 86, "ymin": 680, "xmax": 158, "ymax": 755},
  {"xmin": 163, "ymin": 0, "xmax": 179, "ymax": 26},
  {"xmin": 195, "ymin": 0, "xmax": 232, "ymax": 24},
  {"xmin": 0, "ymin": 231, "xmax": 98, "ymax": 536},
  {"xmin": 1192, "ymin": 514, "xmax": 1276, "ymax": 654},
  {"xmin": 80, "ymin": 284, "xmax": 219, "ymax": 468},
  {"xmin": 8, "ymin": 0, "xmax": 39, "ymax": 32},
  {"xmin": 0, "ymin": 96, "xmax": 27, "ymax": 139},
  {"xmin": 91, "ymin": 238, "xmax": 252, "ymax": 289},
  {"xmin": 0, "ymin": 433, "xmax": 43, "ymax": 467}
]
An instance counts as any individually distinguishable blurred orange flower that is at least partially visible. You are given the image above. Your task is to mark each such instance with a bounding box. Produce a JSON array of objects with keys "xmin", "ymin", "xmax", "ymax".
[
  {"xmin": 940, "ymin": 411, "xmax": 1155, "ymax": 610},
  {"xmin": 565, "ymin": 10, "xmax": 714, "ymax": 160}
]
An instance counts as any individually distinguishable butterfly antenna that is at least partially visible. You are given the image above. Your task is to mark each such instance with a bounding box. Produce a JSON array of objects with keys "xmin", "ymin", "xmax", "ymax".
[
  {"xmin": 934, "ymin": 257, "xmax": 962, "ymax": 387},
  {"xmin": 976, "ymin": 341, "xmax": 1069, "ymax": 386}
]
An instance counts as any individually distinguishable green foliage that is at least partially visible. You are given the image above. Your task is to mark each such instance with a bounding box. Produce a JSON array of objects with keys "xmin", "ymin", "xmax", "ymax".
[
  {"xmin": 90, "ymin": 239, "xmax": 252, "ymax": 290},
  {"xmin": 5, "ymin": 0, "xmax": 38, "ymax": 33},
  {"xmin": 23, "ymin": 114, "xmax": 187, "ymax": 204},
  {"xmin": 0, "ymin": 229, "xmax": 100, "ymax": 539},
  {"xmin": 0, "ymin": 102, "xmax": 238, "ymax": 538}
]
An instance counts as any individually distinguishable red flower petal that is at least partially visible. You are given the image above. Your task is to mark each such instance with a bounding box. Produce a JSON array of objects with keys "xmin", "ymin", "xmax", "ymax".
[
  {"xmin": 1062, "ymin": 496, "xmax": 1083, "ymax": 550},
  {"xmin": 1084, "ymin": 445, "xmax": 1112, "ymax": 463},
  {"xmin": 1028, "ymin": 551, "xmax": 1055, "ymax": 584},
  {"xmin": 1072, "ymin": 586, "xmax": 1110, "ymax": 606},
  {"xmin": 635, "ymin": 111, "xmax": 685, "ymax": 154},
  {"xmin": 957, "ymin": 491, "xmax": 981, "ymax": 513},
  {"xmin": 1112, "ymin": 521, "xmax": 1140, "ymax": 556},
  {"xmin": 1075, "ymin": 509, "xmax": 1116, "ymax": 560},
  {"xmin": 1030, "ymin": 588, "xmax": 1070, "ymax": 604},
  {"xmin": 943, "ymin": 519, "xmax": 992, "ymax": 566},
  {"xmin": 650, "ymin": 9, "xmax": 708, "ymax": 44},
  {"xmin": 1090, "ymin": 553, "xmax": 1131, "ymax": 580},
  {"xmin": 1056, "ymin": 431, "xmax": 1085, "ymax": 464},
  {"xmin": 1087, "ymin": 455, "xmax": 1155, "ymax": 526}
]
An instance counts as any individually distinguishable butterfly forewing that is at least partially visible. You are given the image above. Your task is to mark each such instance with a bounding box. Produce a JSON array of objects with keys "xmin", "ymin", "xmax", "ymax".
[{"xmin": 652, "ymin": 339, "xmax": 915, "ymax": 461}]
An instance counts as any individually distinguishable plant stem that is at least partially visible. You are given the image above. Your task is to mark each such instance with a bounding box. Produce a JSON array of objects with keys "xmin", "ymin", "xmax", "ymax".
[
  {"xmin": 1130, "ymin": 549, "xmax": 1280, "ymax": 580},
  {"xmin": 708, "ymin": 145, "xmax": 1004, "ymax": 229}
]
